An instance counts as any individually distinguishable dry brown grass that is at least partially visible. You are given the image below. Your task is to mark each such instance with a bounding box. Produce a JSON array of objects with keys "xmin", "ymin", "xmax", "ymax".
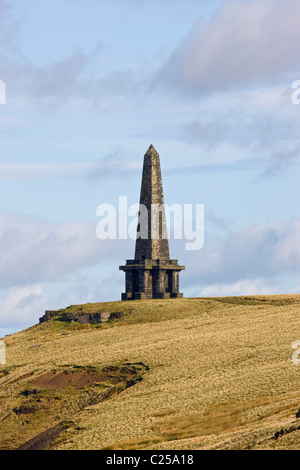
[{"xmin": 0, "ymin": 295, "xmax": 299, "ymax": 450}]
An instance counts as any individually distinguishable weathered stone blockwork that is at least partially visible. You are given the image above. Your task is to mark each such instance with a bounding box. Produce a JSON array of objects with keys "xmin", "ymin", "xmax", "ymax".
[{"xmin": 119, "ymin": 145, "xmax": 184, "ymax": 300}]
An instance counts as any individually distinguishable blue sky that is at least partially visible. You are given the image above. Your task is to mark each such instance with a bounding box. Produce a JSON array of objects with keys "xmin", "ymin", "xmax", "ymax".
[{"xmin": 1, "ymin": 0, "xmax": 300, "ymax": 336}]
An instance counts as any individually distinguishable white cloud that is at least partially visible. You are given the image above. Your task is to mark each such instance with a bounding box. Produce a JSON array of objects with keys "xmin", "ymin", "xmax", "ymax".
[
  {"xmin": 157, "ymin": 0, "xmax": 300, "ymax": 94},
  {"xmin": 199, "ymin": 278, "xmax": 278, "ymax": 297},
  {"xmin": 183, "ymin": 218, "xmax": 300, "ymax": 288},
  {"xmin": 0, "ymin": 159, "xmax": 142, "ymax": 181},
  {"xmin": 0, "ymin": 272, "xmax": 124, "ymax": 337},
  {"xmin": 0, "ymin": 162, "xmax": 92, "ymax": 181},
  {"xmin": 1, "ymin": 212, "xmax": 300, "ymax": 335},
  {"xmin": 0, "ymin": 284, "xmax": 47, "ymax": 336},
  {"xmin": 0, "ymin": 211, "xmax": 126, "ymax": 287},
  {"xmin": 183, "ymin": 88, "xmax": 299, "ymax": 149},
  {"xmin": 0, "ymin": 3, "xmax": 104, "ymax": 107}
]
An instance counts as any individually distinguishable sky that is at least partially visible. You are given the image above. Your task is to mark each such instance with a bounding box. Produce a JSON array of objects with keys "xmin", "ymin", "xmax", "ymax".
[{"xmin": 1, "ymin": 0, "xmax": 300, "ymax": 336}]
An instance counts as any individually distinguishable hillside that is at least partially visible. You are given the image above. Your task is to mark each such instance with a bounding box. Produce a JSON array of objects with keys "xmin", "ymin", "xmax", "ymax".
[{"xmin": 0, "ymin": 295, "xmax": 299, "ymax": 450}]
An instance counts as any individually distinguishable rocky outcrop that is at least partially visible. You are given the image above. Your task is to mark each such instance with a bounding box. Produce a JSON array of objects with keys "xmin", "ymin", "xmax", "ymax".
[
  {"xmin": 40, "ymin": 311, "xmax": 59, "ymax": 322},
  {"xmin": 39, "ymin": 309, "xmax": 124, "ymax": 325}
]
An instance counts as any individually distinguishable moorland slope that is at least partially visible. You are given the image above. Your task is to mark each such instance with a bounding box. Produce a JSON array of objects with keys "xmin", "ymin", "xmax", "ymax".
[{"xmin": 0, "ymin": 295, "xmax": 299, "ymax": 450}]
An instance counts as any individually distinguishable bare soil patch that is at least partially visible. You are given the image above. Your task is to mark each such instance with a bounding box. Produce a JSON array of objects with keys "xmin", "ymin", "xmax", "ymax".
[{"xmin": 29, "ymin": 369, "xmax": 121, "ymax": 390}]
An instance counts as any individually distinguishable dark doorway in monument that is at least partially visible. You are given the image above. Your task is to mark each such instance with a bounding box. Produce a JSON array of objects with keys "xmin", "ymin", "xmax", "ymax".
[
  {"xmin": 132, "ymin": 270, "xmax": 139, "ymax": 299},
  {"xmin": 166, "ymin": 271, "xmax": 172, "ymax": 294}
]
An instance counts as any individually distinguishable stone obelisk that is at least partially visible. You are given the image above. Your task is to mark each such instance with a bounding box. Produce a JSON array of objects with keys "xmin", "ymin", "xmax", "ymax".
[{"xmin": 119, "ymin": 145, "xmax": 184, "ymax": 300}]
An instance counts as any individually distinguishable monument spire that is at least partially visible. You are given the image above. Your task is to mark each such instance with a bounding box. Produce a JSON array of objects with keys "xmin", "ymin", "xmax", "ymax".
[
  {"xmin": 134, "ymin": 144, "xmax": 170, "ymax": 261},
  {"xmin": 119, "ymin": 145, "xmax": 184, "ymax": 300}
]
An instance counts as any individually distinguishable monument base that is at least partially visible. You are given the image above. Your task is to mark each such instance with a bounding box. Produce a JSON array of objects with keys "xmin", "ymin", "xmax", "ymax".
[
  {"xmin": 121, "ymin": 292, "xmax": 184, "ymax": 301},
  {"xmin": 119, "ymin": 258, "xmax": 185, "ymax": 301}
]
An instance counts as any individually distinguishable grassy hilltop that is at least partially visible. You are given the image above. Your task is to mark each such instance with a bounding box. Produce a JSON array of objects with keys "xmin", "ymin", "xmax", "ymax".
[{"xmin": 0, "ymin": 295, "xmax": 300, "ymax": 450}]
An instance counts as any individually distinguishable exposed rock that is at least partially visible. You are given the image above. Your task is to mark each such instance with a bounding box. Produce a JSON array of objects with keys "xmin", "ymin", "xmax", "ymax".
[
  {"xmin": 39, "ymin": 311, "xmax": 59, "ymax": 323},
  {"xmin": 39, "ymin": 309, "xmax": 124, "ymax": 325},
  {"xmin": 108, "ymin": 311, "xmax": 124, "ymax": 321},
  {"xmin": 77, "ymin": 315, "xmax": 90, "ymax": 325},
  {"xmin": 61, "ymin": 311, "xmax": 78, "ymax": 322},
  {"xmin": 274, "ymin": 423, "xmax": 300, "ymax": 439}
]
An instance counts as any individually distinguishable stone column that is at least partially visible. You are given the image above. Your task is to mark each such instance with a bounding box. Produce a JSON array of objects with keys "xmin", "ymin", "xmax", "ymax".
[
  {"xmin": 171, "ymin": 271, "xmax": 179, "ymax": 294},
  {"xmin": 144, "ymin": 270, "xmax": 152, "ymax": 299},
  {"xmin": 153, "ymin": 270, "xmax": 170, "ymax": 298}
]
